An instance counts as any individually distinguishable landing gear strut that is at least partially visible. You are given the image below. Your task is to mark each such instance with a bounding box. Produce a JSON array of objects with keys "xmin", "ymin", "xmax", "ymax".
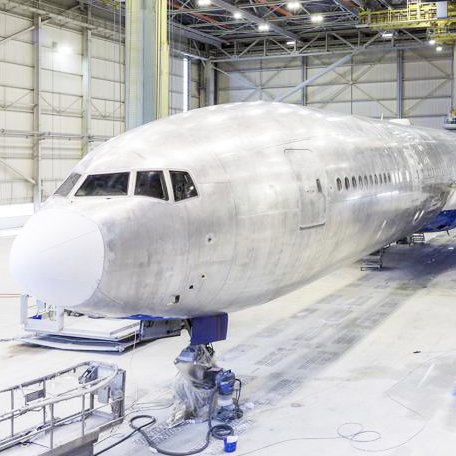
[{"xmin": 169, "ymin": 313, "xmax": 242, "ymax": 429}]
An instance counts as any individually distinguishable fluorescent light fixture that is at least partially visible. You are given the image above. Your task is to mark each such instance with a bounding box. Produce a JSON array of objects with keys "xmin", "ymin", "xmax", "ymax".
[
  {"xmin": 258, "ymin": 23, "xmax": 270, "ymax": 32},
  {"xmin": 57, "ymin": 45, "xmax": 71, "ymax": 55},
  {"xmin": 428, "ymin": 38, "xmax": 436, "ymax": 45},
  {"xmin": 381, "ymin": 31, "xmax": 393, "ymax": 39},
  {"xmin": 436, "ymin": 45, "xmax": 443, "ymax": 51},
  {"xmin": 310, "ymin": 14, "xmax": 323, "ymax": 23},
  {"xmin": 197, "ymin": 0, "xmax": 211, "ymax": 6},
  {"xmin": 286, "ymin": 40, "xmax": 296, "ymax": 46},
  {"xmin": 286, "ymin": 1, "xmax": 301, "ymax": 11},
  {"xmin": 233, "ymin": 10, "xmax": 242, "ymax": 19}
]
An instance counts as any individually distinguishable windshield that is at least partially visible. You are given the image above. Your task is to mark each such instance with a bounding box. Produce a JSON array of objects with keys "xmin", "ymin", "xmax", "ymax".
[
  {"xmin": 170, "ymin": 171, "xmax": 198, "ymax": 201},
  {"xmin": 135, "ymin": 171, "xmax": 168, "ymax": 200},
  {"xmin": 54, "ymin": 173, "xmax": 81, "ymax": 197},
  {"xmin": 75, "ymin": 172, "xmax": 130, "ymax": 197}
]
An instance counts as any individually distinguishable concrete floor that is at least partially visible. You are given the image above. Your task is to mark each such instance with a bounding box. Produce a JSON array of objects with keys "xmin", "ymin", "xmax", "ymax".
[{"xmin": 2, "ymin": 232, "xmax": 456, "ymax": 455}]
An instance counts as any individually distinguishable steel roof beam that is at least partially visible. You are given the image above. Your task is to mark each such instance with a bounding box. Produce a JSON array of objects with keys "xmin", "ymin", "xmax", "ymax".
[
  {"xmin": 209, "ymin": 0, "xmax": 301, "ymax": 42},
  {"xmin": 332, "ymin": 0, "xmax": 358, "ymax": 17},
  {"xmin": 275, "ymin": 32, "xmax": 381, "ymax": 101},
  {"xmin": 170, "ymin": 21, "xmax": 228, "ymax": 46},
  {"xmin": 275, "ymin": 51, "xmax": 354, "ymax": 101}
]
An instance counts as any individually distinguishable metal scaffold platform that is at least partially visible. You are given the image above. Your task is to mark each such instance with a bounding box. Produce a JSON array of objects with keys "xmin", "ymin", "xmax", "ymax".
[
  {"xmin": 360, "ymin": 248, "xmax": 384, "ymax": 271},
  {"xmin": 19, "ymin": 296, "xmax": 184, "ymax": 352},
  {"xmin": 0, "ymin": 362, "xmax": 125, "ymax": 456}
]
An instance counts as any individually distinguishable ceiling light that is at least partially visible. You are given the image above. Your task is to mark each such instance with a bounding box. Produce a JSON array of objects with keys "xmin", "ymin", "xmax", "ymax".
[
  {"xmin": 310, "ymin": 14, "xmax": 323, "ymax": 23},
  {"xmin": 436, "ymin": 45, "xmax": 443, "ymax": 52},
  {"xmin": 286, "ymin": 40, "xmax": 296, "ymax": 46},
  {"xmin": 233, "ymin": 10, "xmax": 242, "ymax": 19},
  {"xmin": 197, "ymin": 0, "xmax": 211, "ymax": 6},
  {"xmin": 381, "ymin": 31, "xmax": 393, "ymax": 39},
  {"xmin": 286, "ymin": 1, "xmax": 301, "ymax": 11},
  {"xmin": 428, "ymin": 38, "xmax": 436, "ymax": 45},
  {"xmin": 258, "ymin": 23, "xmax": 270, "ymax": 32}
]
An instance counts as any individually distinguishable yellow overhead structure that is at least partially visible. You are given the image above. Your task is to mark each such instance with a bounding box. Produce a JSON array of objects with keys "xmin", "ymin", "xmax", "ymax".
[{"xmin": 359, "ymin": 1, "xmax": 456, "ymax": 44}]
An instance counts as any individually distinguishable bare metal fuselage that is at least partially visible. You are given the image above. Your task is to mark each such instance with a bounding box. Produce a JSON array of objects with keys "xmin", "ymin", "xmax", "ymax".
[{"xmin": 10, "ymin": 102, "xmax": 456, "ymax": 318}]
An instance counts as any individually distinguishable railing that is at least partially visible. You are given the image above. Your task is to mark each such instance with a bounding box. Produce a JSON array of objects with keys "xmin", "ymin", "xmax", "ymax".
[
  {"xmin": 358, "ymin": 1, "xmax": 456, "ymax": 28},
  {"xmin": 20, "ymin": 295, "xmax": 65, "ymax": 333},
  {"xmin": 0, "ymin": 362, "xmax": 125, "ymax": 453}
]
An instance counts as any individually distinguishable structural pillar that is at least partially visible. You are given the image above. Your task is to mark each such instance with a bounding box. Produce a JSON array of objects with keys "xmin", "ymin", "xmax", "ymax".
[
  {"xmin": 125, "ymin": 0, "xmax": 169, "ymax": 129},
  {"xmin": 397, "ymin": 49, "xmax": 404, "ymax": 119},
  {"xmin": 184, "ymin": 57, "xmax": 191, "ymax": 112},
  {"xmin": 202, "ymin": 60, "xmax": 215, "ymax": 106},
  {"xmin": 82, "ymin": 27, "xmax": 92, "ymax": 155},
  {"xmin": 452, "ymin": 44, "xmax": 456, "ymax": 112},
  {"xmin": 32, "ymin": 15, "xmax": 42, "ymax": 211},
  {"xmin": 301, "ymin": 56, "xmax": 307, "ymax": 105}
]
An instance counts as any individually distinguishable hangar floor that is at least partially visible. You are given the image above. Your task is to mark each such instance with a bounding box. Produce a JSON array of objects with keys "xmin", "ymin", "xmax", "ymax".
[{"xmin": 1, "ymin": 232, "xmax": 456, "ymax": 455}]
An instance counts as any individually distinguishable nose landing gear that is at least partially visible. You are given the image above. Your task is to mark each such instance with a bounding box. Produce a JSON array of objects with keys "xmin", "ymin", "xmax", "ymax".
[
  {"xmin": 171, "ymin": 343, "xmax": 242, "ymax": 427},
  {"xmin": 166, "ymin": 313, "xmax": 243, "ymax": 451}
]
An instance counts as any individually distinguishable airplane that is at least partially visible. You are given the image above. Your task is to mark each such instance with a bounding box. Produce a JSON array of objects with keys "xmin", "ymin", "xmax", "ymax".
[{"xmin": 9, "ymin": 101, "xmax": 456, "ymax": 344}]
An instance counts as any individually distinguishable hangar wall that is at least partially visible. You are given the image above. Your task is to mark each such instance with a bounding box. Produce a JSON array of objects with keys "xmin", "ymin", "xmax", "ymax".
[
  {"xmin": 0, "ymin": 10, "xmax": 198, "ymax": 206},
  {"xmin": 0, "ymin": 5, "xmax": 453, "ymax": 208},
  {"xmin": 217, "ymin": 48, "xmax": 453, "ymax": 129}
]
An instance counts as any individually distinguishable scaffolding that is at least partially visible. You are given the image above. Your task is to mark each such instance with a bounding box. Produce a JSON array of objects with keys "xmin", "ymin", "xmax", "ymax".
[
  {"xmin": 359, "ymin": 0, "xmax": 456, "ymax": 43},
  {"xmin": 0, "ymin": 362, "xmax": 125, "ymax": 455}
]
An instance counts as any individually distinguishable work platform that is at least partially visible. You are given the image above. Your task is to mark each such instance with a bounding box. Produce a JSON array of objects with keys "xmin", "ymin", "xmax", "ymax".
[
  {"xmin": 2, "ymin": 233, "xmax": 456, "ymax": 455},
  {"xmin": 19, "ymin": 297, "xmax": 183, "ymax": 352},
  {"xmin": 0, "ymin": 361, "xmax": 125, "ymax": 456}
]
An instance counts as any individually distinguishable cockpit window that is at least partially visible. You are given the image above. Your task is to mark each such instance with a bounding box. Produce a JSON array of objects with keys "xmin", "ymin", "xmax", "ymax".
[
  {"xmin": 75, "ymin": 172, "xmax": 130, "ymax": 197},
  {"xmin": 135, "ymin": 171, "xmax": 168, "ymax": 200},
  {"xmin": 55, "ymin": 173, "xmax": 81, "ymax": 197},
  {"xmin": 170, "ymin": 171, "xmax": 198, "ymax": 201}
]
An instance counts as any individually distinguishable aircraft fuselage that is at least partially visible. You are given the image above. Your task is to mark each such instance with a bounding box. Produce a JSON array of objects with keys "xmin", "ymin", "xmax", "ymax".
[{"xmin": 10, "ymin": 102, "xmax": 456, "ymax": 318}]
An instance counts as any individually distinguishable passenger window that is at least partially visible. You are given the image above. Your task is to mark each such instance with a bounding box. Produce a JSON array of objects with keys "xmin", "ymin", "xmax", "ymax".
[
  {"xmin": 379, "ymin": 174, "xmax": 383, "ymax": 184},
  {"xmin": 387, "ymin": 172, "xmax": 391, "ymax": 183},
  {"xmin": 383, "ymin": 173, "xmax": 387, "ymax": 183},
  {"xmin": 364, "ymin": 175, "xmax": 368, "ymax": 187},
  {"xmin": 76, "ymin": 172, "xmax": 129, "ymax": 196},
  {"xmin": 345, "ymin": 177, "xmax": 350, "ymax": 190},
  {"xmin": 369, "ymin": 175, "xmax": 373, "ymax": 185},
  {"xmin": 336, "ymin": 178, "xmax": 342, "ymax": 191},
  {"xmin": 135, "ymin": 171, "xmax": 168, "ymax": 200},
  {"xmin": 170, "ymin": 171, "xmax": 198, "ymax": 201},
  {"xmin": 55, "ymin": 172, "xmax": 81, "ymax": 197},
  {"xmin": 352, "ymin": 176, "xmax": 357, "ymax": 188},
  {"xmin": 316, "ymin": 179, "xmax": 322, "ymax": 193},
  {"xmin": 374, "ymin": 174, "xmax": 378, "ymax": 185},
  {"xmin": 358, "ymin": 176, "xmax": 363, "ymax": 188}
]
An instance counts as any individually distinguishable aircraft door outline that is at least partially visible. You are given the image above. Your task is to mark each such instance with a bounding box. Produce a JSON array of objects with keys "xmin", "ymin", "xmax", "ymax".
[{"xmin": 285, "ymin": 148, "xmax": 327, "ymax": 230}]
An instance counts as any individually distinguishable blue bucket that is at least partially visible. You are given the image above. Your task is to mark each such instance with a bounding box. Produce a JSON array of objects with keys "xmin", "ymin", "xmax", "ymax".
[{"xmin": 224, "ymin": 435, "xmax": 238, "ymax": 453}]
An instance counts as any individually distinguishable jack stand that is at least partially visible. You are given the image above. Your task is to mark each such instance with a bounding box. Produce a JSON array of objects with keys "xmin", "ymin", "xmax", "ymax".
[
  {"xmin": 170, "ymin": 343, "xmax": 242, "ymax": 426},
  {"xmin": 169, "ymin": 313, "xmax": 242, "ymax": 428}
]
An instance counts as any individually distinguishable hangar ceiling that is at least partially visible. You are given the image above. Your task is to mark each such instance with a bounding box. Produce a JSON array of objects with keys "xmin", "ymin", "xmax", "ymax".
[
  {"xmin": 1, "ymin": 0, "xmax": 439, "ymax": 62},
  {"xmin": 0, "ymin": 0, "xmax": 451, "ymax": 206}
]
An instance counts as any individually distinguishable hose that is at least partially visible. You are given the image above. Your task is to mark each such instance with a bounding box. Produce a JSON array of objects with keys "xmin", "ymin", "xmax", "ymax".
[{"xmin": 94, "ymin": 389, "xmax": 236, "ymax": 456}]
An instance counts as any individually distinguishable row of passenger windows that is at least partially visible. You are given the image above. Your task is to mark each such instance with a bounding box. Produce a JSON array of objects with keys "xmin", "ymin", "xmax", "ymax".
[
  {"xmin": 55, "ymin": 170, "xmax": 198, "ymax": 201},
  {"xmin": 336, "ymin": 172, "xmax": 395, "ymax": 191}
]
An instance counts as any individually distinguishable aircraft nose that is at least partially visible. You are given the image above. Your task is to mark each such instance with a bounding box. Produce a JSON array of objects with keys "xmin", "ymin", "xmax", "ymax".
[{"xmin": 9, "ymin": 209, "xmax": 104, "ymax": 307}]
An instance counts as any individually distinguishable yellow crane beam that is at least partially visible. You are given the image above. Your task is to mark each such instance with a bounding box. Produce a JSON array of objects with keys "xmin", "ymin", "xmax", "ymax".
[{"xmin": 359, "ymin": 1, "xmax": 456, "ymax": 43}]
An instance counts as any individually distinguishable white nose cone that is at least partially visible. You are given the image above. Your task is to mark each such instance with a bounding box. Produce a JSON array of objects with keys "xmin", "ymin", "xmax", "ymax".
[{"xmin": 10, "ymin": 209, "xmax": 104, "ymax": 307}]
